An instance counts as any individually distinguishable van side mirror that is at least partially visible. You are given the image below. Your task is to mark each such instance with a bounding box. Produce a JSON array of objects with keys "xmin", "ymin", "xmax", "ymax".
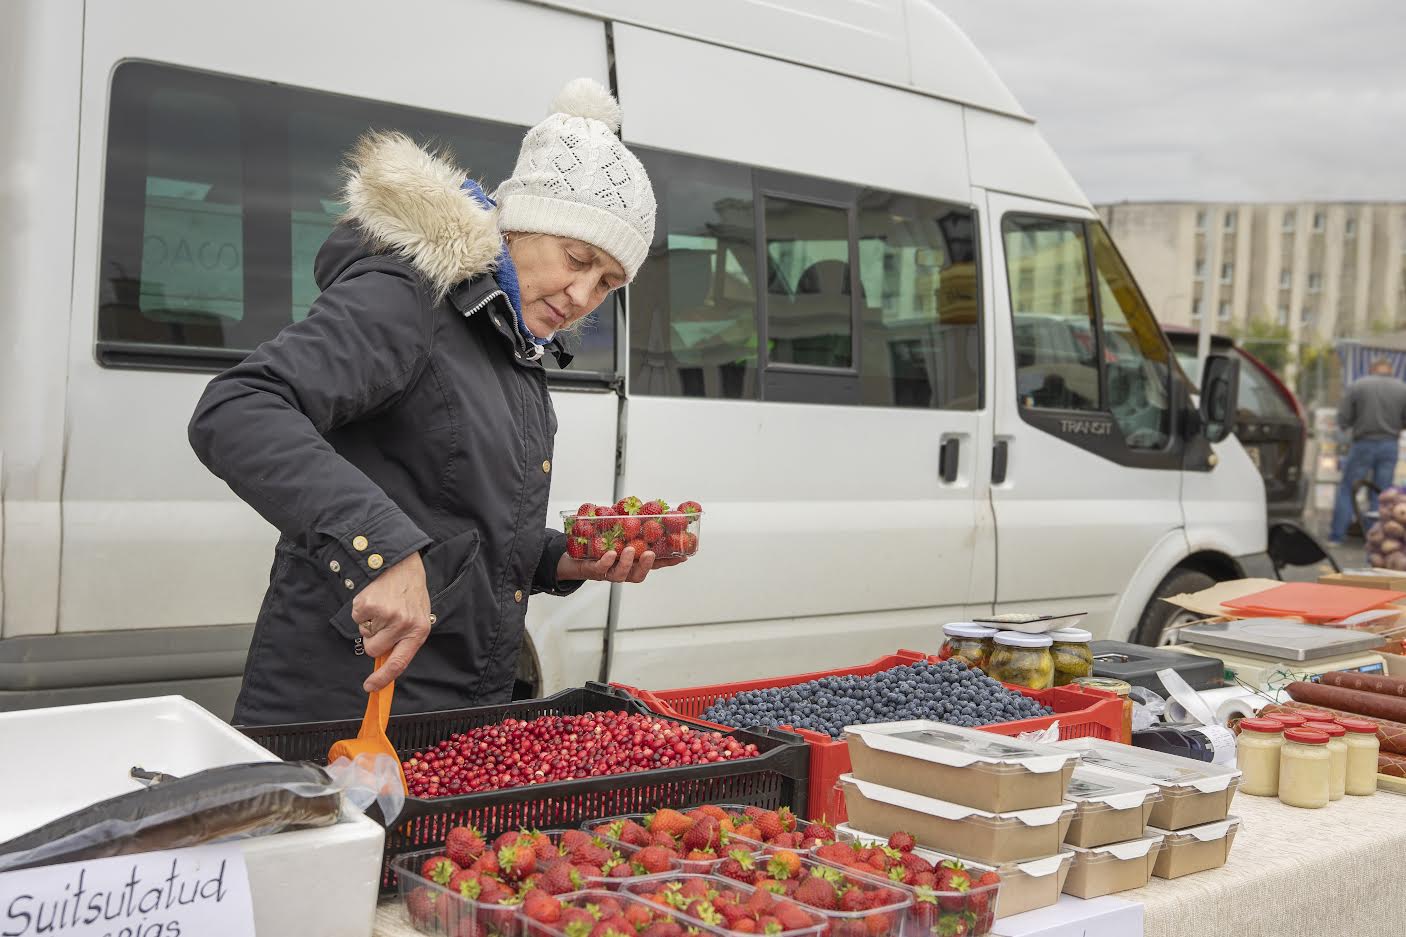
[{"xmin": 1199, "ymin": 353, "xmax": 1240, "ymax": 444}]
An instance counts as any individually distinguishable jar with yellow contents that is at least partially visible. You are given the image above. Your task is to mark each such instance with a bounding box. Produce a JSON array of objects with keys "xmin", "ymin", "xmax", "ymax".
[
  {"xmin": 1047, "ymin": 627, "xmax": 1094, "ymax": 686},
  {"xmin": 988, "ymin": 632, "xmax": 1055, "ymax": 690},
  {"xmin": 941, "ymin": 623, "xmax": 998, "ymax": 671}
]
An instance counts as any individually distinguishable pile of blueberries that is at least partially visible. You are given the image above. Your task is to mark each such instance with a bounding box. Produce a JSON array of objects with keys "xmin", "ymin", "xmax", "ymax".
[{"xmin": 701, "ymin": 659, "xmax": 1056, "ymax": 738}]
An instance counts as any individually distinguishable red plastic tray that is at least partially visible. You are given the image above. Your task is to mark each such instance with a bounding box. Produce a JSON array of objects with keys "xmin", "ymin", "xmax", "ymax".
[
  {"xmin": 1221, "ymin": 582, "xmax": 1404, "ymax": 624},
  {"xmin": 613, "ymin": 651, "xmax": 1123, "ymax": 823}
]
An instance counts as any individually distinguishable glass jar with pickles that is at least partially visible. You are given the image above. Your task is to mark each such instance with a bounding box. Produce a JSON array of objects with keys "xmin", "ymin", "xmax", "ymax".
[
  {"xmin": 941, "ymin": 623, "xmax": 998, "ymax": 671},
  {"xmin": 1048, "ymin": 627, "xmax": 1094, "ymax": 686},
  {"xmin": 988, "ymin": 632, "xmax": 1055, "ymax": 690}
]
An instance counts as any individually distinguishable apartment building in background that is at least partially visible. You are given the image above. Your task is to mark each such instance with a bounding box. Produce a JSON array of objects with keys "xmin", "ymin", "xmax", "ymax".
[{"xmin": 1097, "ymin": 201, "xmax": 1406, "ymax": 343}]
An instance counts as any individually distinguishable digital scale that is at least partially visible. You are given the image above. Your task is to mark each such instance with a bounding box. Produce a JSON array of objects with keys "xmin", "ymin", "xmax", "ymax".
[{"xmin": 1174, "ymin": 618, "xmax": 1387, "ymax": 690}]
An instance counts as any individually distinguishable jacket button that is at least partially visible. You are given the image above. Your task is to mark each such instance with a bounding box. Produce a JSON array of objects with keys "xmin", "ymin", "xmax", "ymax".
[
  {"xmin": 367, "ymin": 553, "xmax": 384, "ymax": 570},
  {"xmin": 352, "ymin": 535, "xmax": 369, "ymax": 552},
  {"xmin": 514, "ymin": 590, "xmax": 524, "ymax": 603},
  {"xmin": 329, "ymin": 560, "xmax": 341, "ymax": 573},
  {"xmin": 343, "ymin": 578, "xmax": 356, "ymax": 590},
  {"xmin": 542, "ymin": 460, "xmax": 551, "ymax": 473}
]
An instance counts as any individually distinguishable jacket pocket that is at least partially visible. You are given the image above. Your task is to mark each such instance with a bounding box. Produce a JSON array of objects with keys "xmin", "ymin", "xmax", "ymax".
[{"xmin": 327, "ymin": 529, "xmax": 482, "ymax": 644}]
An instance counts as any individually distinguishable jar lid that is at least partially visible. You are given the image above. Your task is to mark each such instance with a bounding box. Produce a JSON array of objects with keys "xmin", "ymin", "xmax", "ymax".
[
  {"xmin": 1047, "ymin": 628, "xmax": 1093, "ymax": 643},
  {"xmin": 1336, "ymin": 718, "xmax": 1379, "ymax": 734},
  {"xmin": 1284, "ymin": 727, "xmax": 1330, "ymax": 745},
  {"xmin": 1293, "ymin": 709, "xmax": 1335, "ymax": 722},
  {"xmin": 994, "ymin": 631, "xmax": 1054, "ymax": 648},
  {"xmin": 1238, "ymin": 718, "xmax": 1284, "ymax": 734},
  {"xmin": 1265, "ymin": 713, "xmax": 1308, "ymax": 727},
  {"xmin": 944, "ymin": 622, "xmax": 999, "ymax": 639},
  {"xmin": 1304, "ymin": 720, "xmax": 1346, "ymax": 737}
]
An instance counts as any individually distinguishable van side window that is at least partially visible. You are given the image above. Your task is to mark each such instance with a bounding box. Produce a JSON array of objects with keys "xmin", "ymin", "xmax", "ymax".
[
  {"xmin": 628, "ymin": 152, "xmax": 982, "ymax": 409},
  {"xmin": 97, "ymin": 62, "xmax": 615, "ymax": 378},
  {"xmin": 1090, "ymin": 223, "xmax": 1172, "ymax": 449},
  {"xmin": 858, "ymin": 193, "xmax": 980, "ymax": 410},
  {"xmin": 629, "ymin": 149, "xmax": 758, "ymax": 398},
  {"xmin": 1002, "ymin": 217, "xmax": 1100, "ymax": 412}
]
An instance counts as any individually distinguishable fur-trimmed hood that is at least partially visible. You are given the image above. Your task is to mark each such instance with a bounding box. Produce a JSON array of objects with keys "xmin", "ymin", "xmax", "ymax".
[{"xmin": 332, "ymin": 131, "xmax": 502, "ymax": 302}]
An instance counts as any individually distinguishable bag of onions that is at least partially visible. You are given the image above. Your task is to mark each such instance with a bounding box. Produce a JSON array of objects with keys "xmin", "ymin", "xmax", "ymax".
[{"xmin": 1366, "ymin": 486, "xmax": 1406, "ymax": 570}]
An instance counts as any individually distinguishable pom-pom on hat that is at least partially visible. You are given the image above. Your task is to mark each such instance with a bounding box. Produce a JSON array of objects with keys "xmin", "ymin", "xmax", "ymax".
[{"xmin": 494, "ymin": 78, "xmax": 656, "ymax": 280}]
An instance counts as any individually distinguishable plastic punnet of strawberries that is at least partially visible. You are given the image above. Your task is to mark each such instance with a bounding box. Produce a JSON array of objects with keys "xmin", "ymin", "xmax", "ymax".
[
  {"xmin": 519, "ymin": 889, "xmax": 717, "ymax": 937},
  {"xmin": 810, "ymin": 833, "xmax": 999, "ymax": 937},
  {"xmin": 403, "ymin": 826, "xmax": 693, "ymax": 937},
  {"xmin": 709, "ymin": 805, "xmax": 848, "ymax": 856},
  {"xmin": 624, "ymin": 874, "xmax": 828, "ymax": 936},
  {"xmin": 402, "ymin": 712, "xmax": 760, "ymax": 799},
  {"xmin": 705, "ymin": 849, "xmax": 913, "ymax": 937},
  {"xmin": 589, "ymin": 805, "xmax": 765, "ymax": 874},
  {"xmin": 563, "ymin": 497, "xmax": 702, "ymax": 561}
]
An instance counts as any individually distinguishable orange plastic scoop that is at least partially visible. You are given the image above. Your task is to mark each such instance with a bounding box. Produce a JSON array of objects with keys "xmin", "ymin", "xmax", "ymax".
[{"xmin": 328, "ymin": 655, "xmax": 407, "ymax": 793}]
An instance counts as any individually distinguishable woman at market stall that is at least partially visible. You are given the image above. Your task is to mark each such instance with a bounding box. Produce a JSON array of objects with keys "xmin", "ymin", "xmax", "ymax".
[{"xmin": 188, "ymin": 79, "xmax": 667, "ymax": 726}]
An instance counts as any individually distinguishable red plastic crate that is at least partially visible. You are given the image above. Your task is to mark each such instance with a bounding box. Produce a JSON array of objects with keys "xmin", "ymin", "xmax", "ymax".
[{"xmin": 614, "ymin": 652, "xmax": 1123, "ymax": 824}]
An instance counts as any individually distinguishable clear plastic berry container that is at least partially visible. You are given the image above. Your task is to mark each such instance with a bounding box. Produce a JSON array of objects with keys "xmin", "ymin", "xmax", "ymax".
[
  {"xmin": 536, "ymin": 828, "xmax": 681, "ymax": 891},
  {"xmin": 621, "ymin": 873, "xmax": 827, "ymax": 937},
  {"xmin": 702, "ymin": 853, "xmax": 915, "ymax": 937},
  {"xmin": 394, "ymin": 848, "xmax": 522, "ymax": 937},
  {"xmin": 706, "ymin": 803, "xmax": 858, "ymax": 858},
  {"xmin": 584, "ymin": 811, "xmax": 760, "ymax": 875},
  {"xmin": 519, "ymin": 888, "xmax": 727, "ymax": 937},
  {"xmin": 561, "ymin": 506, "xmax": 703, "ymax": 560}
]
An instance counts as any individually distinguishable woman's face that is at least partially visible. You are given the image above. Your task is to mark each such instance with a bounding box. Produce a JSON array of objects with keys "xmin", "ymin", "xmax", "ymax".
[{"xmin": 507, "ymin": 234, "xmax": 626, "ymax": 339}]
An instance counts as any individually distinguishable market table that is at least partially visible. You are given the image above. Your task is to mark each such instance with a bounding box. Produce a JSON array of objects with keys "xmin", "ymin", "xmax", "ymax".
[{"xmin": 371, "ymin": 789, "xmax": 1406, "ymax": 937}]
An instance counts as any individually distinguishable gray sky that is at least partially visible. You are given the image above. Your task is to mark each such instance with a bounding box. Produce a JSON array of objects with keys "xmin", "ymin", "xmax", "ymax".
[{"xmin": 938, "ymin": 1, "xmax": 1406, "ymax": 204}]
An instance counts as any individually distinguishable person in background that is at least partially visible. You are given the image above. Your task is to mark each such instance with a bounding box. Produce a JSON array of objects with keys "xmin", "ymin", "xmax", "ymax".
[{"xmin": 1330, "ymin": 357, "xmax": 1406, "ymax": 546}]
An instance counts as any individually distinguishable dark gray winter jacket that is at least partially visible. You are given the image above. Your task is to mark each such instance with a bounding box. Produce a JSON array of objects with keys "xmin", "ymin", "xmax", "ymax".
[{"xmin": 189, "ymin": 132, "xmax": 579, "ymax": 726}]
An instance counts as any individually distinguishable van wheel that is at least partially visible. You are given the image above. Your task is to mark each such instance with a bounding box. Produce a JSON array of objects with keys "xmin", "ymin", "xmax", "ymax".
[{"xmin": 1134, "ymin": 569, "xmax": 1217, "ymax": 647}]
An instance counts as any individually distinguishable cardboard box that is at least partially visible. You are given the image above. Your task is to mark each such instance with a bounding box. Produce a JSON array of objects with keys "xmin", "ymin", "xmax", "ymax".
[
  {"xmin": 1051, "ymin": 738, "xmax": 1240, "ymax": 831},
  {"xmin": 1150, "ymin": 816, "xmax": 1239, "ymax": 879},
  {"xmin": 845, "ymin": 721, "xmax": 1078, "ymax": 813},
  {"xmin": 1061, "ymin": 835, "xmax": 1163, "ymax": 898},
  {"xmin": 836, "ymin": 823, "xmax": 1074, "ymax": 919},
  {"xmin": 839, "ymin": 774, "xmax": 1074, "ymax": 865},
  {"xmin": 1063, "ymin": 768, "xmax": 1160, "ymax": 848}
]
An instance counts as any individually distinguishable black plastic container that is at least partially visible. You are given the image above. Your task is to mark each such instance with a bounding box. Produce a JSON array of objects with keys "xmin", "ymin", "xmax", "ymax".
[
  {"xmin": 238, "ymin": 682, "xmax": 808, "ymax": 890},
  {"xmin": 1090, "ymin": 641, "xmax": 1224, "ymax": 696}
]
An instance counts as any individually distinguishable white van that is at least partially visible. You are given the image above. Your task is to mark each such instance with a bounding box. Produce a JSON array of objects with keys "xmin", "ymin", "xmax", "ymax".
[{"xmin": 0, "ymin": 0, "xmax": 1273, "ymax": 718}]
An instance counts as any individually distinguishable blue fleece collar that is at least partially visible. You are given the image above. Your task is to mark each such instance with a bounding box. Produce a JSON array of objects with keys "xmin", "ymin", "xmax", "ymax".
[{"xmin": 460, "ymin": 179, "xmax": 550, "ymax": 346}]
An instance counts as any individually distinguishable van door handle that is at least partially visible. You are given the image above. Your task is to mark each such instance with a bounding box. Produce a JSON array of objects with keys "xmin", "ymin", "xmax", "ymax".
[
  {"xmin": 992, "ymin": 440, "xmax": 1009, "ymax": 484},
  {"xmin": 939, "ymin": 438, "xmax": 960, "ymax": 483}
]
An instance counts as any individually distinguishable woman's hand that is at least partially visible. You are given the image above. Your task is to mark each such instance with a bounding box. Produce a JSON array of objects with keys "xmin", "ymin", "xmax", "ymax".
[
  {"xmin": 557, "ymin": 547, "xmax": 684, "ymax": 585},
  {"xmin": 355, "ymin": 551, "xmax": 433, "ymax": 692}
]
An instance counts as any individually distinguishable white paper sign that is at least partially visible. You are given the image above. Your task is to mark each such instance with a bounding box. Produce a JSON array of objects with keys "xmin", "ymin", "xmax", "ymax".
[
  {"xmin": 993, "ymin": 895, "xmax": 1143, "ymax": 937},
  {"xmin": 0, "ymin": 845, "xmax": 254, "ymax": 937}
]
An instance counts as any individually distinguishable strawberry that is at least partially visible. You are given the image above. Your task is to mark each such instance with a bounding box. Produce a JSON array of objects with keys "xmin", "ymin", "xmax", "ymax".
[
  {"xmin": 662, "ymin": 511, "xmax": 688, "ymax": 535},
  {"xmin": 974, "ymin": 870, "xmax": 1000, "ymax": 888},
  {"xmin": 839, "ymin": 887, "xmax": 868, "ymax": 912},
  {"xmin": 589, "ymin": 535, "xmax": 609, "ymax": 559},
  {"xmin": 626, "ymin": 537, "xmax": 650, "ymax": 556},
  {"xmin": 766, "ymin": 851, "xmax": 801, "ymax": 879},
  {"xmin": 717, "ymin": 850, "xmax": 757, "ymax": 883},
  {"xmin": 755, "ymin": 811, "xmax": 785, "ymax": 841},
  {"xmin": 419, "ymin": 855, "xmax": 459, "ymax": 886},
  {"xmin": 573, "ymin": 506, "xmax": 599, "ymax": 537},
  {"xmin": 594, "ymin": 505, "xmax": 618, "ymax": 517},
  {"xmin": 793, "ymin": 876, "xmax": 838, "ymax": 911},
  {"xmin": 639, "ymin": 499, "xmax": 668, "ymax": 516},
  {"xmin": 571, "ymin": 842, "xmax": 614, "ymax": 868},
  {"xmin": 406, "ymin": 886, "xmax": 439, "ymax": 926},
  {"xmin": 447, "ymin": 869, "xmax": 480, "ymax": 899},
  {"xmin": 934, "ymin": 912, "xmax": 973, "ymax": 937},
  {"xmin": 540, "ymin": 861, "xmax": 581, "ymax": 895},
  {"xmin": 814, "ymin": 843, "xmax": 861, "ymax": 867},
  {"xmin": 615, "ymin": 496, "xmax": 643, "ymax": 515},
  {"xmin": 566, "ymin": 536, "xmax": 589, "ymax": 559},
  {"xmin": 476, "ymin": 874, "xmax": 515, "ymax": 904},
  {"xmin": 640, "ymin": 519, "xmax": 665, "ymax": 543},
  {"xmin": 677, "ymin": 501, "xmax": 703, "ymax": 515},
  {"xmin": 900, "ymin": 852, "xmax": 932, "ymax": 875},
  {"xmin": 774, "ymin": 902, "xmax": 815, "ymax": 931},
  {"xmin": 683, "ymin": 816, "xmax": 720, "ymax": 852},
  {"xmin": 522, "ymin": 891, "xmax": 562, "ymax": 924},
  {"xmin": 887, "ymin": 831, "xmax": 916, "ymax": 853},
  {"xmin": 635, "ymin": 846, "xmax": 674, "ymax": 874},
  {"xmin": 648, "ymin": 808, "xmax": 692, "ymax": 839},
  {"xmin": 621, "ymin": 516, "xmax": 644, "ymax": 539},
  {"xmin": 498, "ymin": 841, "xmax": 537, "ymax": 881},
  {"xmin": 935, "ymin": 867, "xmax": 970, "ymax": 912},
  {"xmin": 640, "ymin": 925, "xmax": 685, "ymax": 937},
  {"xmin": 666, "ymin": 532, "xmax": 697, "ymax": 556}
]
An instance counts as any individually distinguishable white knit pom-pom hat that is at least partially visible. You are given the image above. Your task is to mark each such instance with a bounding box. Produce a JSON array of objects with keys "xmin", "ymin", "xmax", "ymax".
[{"xmin": 494, "ymin": 78, "xmax": 656, "ymax": 280}]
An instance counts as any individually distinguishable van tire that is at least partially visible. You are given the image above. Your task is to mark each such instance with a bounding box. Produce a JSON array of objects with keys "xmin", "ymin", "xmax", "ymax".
[{"xmin": 1133, "ymin": 568, "xmax": 1217, "ymax": 646}]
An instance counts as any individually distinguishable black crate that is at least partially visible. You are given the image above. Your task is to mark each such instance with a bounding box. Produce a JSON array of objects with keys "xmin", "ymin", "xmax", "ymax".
[{"xmin": 238, "ymin": 683, "xmax": 808, "ymax": 890}]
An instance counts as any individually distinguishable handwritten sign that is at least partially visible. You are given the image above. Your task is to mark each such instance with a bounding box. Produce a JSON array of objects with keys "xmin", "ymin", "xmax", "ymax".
[{"xmin": 0, "ymin": 845, "xmax": 255, "ymax": 937}]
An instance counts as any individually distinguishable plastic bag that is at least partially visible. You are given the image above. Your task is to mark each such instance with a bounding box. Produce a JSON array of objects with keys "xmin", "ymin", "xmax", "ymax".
[
  {"xmin": 1128, "ymin": 685, "xmax": 1166, "ymax": 732},
  {"xmin": 0, "ymin": 762, "xmax": 344, "ymax": 873},
  {"xmin": 325, "ymin": 752, "xmax": 405, "ymax": 826}
]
